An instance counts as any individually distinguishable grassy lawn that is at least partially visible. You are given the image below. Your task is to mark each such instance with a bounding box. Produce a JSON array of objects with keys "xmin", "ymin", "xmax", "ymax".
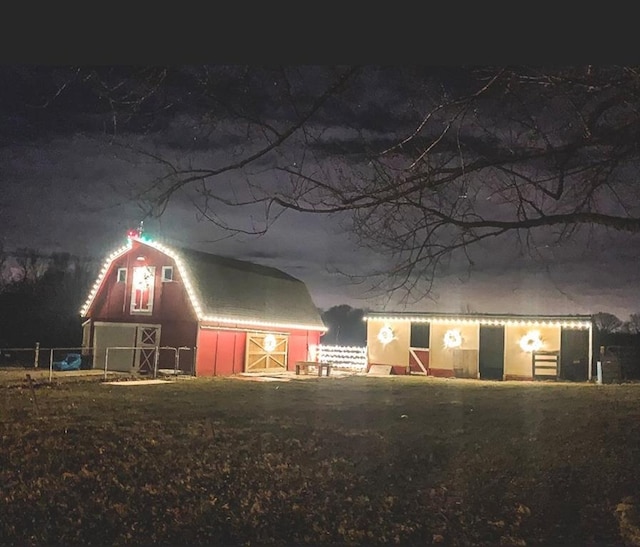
[{"xmin": 1, "ymin": 372, "xmax": 640, "ymax": 546}]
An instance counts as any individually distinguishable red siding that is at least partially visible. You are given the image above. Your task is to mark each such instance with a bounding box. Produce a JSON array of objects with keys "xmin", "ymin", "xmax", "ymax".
[
  {"xmin": 196, "ymin": 327, "xmax": 322, "ymax": 377},
  {"xmin": 195, "ymin": 328, "xmax": 217, "ymax": 376},
  {"xmin": 287, "ymin": 329, "xmax": 321, "ymax": 371},
  {"xmin": 196, "ymin": 329, "xmax": 245, "ymax": 376},
  {"xmin": 89, "ymin": 241, "xmax": 196, "ymax": 324},
  {"xmin": 86, "ymin": 241, "xmax": 200, "ymax": 370}
]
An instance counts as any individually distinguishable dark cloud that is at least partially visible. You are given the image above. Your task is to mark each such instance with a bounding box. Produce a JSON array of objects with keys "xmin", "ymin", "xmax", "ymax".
[{"xmin": 1, "ymin": 66, "xmax": 639, "ymax": 320}]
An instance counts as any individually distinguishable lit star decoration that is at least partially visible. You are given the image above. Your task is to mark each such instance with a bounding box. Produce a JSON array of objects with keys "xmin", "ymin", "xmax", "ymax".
[
  {"xmin": 377, "ymin": 325, "xmax": 395, "ymax": 345},
  {"xmin": 263, "ymin": 334, "xmax": 277, "ymax": 352},
  {"xmin": 80, "ymin": 232, "xmax": 328, "ymax": 333},
  {"xmin": 519, "ymin": 330, "xmax": 544, "ymax": 352},
  {"xmin": 443, "ymin": 329, "xmax": 462, "ymax": 349}
]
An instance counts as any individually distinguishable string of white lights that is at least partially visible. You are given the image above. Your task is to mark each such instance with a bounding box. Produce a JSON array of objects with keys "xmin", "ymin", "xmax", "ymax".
[
  {"xmin": 363, "ymin": 315, "xmax": 591, "ymax": 329},
  {"xmin": 316, "ymin": 344, "xmax": 367, "ymax": 368},
  {"xmin": 80, "ymin": 235, "xmax": 328, "ymax": 332},
  {"xmin": 79, "ymin": 241, "xmax": 132, "ymax": 315}
]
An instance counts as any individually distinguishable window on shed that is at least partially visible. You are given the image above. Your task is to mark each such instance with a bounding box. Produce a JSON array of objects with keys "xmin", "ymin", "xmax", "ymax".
[
  {"xmin": 161, "ymin": 266, "xmax": 174, "ymax": 282},
  {"xmin": 410, "ymin": 322, "xmax": 430, "ymax": 348},
  {"xmin": 117, "ymin": 268, "xmax": 127, "ymax": 283}
]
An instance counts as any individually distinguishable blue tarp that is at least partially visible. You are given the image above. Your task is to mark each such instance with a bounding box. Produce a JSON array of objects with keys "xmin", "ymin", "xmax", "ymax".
[{"xmin": 53, "ymin": 353, "xmax": 82, "ymax": 371}]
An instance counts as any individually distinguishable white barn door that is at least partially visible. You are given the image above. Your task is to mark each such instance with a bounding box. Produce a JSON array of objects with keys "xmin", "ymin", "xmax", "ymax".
[
  {"xmin": 135, "ymin": 325, "xmax": 162, "ymax": 374},
  {"xmin": 93, "ymin": 322, "xmax": 161, "ymax": 373},
  {"xmin": 93, "ymin": 323, "xmax": 137, "ymax": 372}
]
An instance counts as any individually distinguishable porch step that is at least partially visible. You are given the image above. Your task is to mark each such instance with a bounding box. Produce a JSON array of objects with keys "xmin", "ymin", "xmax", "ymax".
[{"xmin": 368, "ymin": 365, "xmax": 393, "ymax": 376}]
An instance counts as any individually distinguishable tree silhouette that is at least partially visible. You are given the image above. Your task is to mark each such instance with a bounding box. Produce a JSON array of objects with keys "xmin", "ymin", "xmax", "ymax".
[
  {"xmin": 6, "ymin": 66, "xmax": 640, "ymax": 300},
  {"xmin": 320, "ymin": 305, "xmax": 366, "ymax": 346},
  {"xmin": 0, "ymin": 250, "xmax": 97, "ymax": 348},
  {"xmin": 592, "ymin": 311, "xmax": 623, "ymax": 334},
  {"xmin": 624, "ymin": 314, "xmax": 640, "ymax": 334}
]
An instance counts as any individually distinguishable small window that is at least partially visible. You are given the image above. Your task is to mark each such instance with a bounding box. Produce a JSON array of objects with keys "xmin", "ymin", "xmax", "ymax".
[
  {"xmin": 410, "ymin": 322, "xmax": 430, "ymax": 348},
  {"xmin": 117, "ymin": 268, "xmax": 127, "ymax": 283},
  {"xmin": 161, "ymin": 266, "xmax": 174, "ymax": 282}
]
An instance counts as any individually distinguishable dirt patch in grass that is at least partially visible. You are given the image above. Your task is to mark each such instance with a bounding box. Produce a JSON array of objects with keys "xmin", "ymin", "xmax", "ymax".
[{"xmin": 1, "ymin": 375, "xmax": 640, "ymax": 545}]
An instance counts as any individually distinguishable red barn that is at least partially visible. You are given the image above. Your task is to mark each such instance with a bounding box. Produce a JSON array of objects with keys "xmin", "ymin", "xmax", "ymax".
[{"xmin": 80, "ymin": 232, "xmax": 327, "ymax": 376}]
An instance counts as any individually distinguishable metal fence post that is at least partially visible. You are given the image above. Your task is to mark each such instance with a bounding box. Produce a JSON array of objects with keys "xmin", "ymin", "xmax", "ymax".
[
  {"xmin": 49, "ymin": 348, "xmax": 54, "ymax": 383},
  {"xmin": 34, "ymin": 342, "xmax": 40, "ymax": 368},
  {"xmin": 104, "ymin": 347, "xmax": 110, "ymax": 381},
  {"xmin": 153, "ymin": 346, "xmax": 160, "ymax": 379},
  {"xmin": 177, "ymin": 346, "xmax": 191, "ymax": 375}
]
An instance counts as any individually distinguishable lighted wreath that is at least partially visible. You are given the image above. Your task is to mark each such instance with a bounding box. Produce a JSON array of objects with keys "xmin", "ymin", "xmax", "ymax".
[
  {"xmin": 263, "ymin": 334, "xmax": 277, "ymax": 353},
  {"xmin": 519, "ymin": 330, "xmax": 543, "ymax": 352},
  {"xmin": 443, "ymin": 329, "xmax": 462, "ymax": 349},
  {"xmin": 377, "ymin": 326, "xmax": 395, "ymax": 346}
]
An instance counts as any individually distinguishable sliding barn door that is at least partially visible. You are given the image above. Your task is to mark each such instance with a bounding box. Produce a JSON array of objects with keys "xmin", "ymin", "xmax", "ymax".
[{"xmin": 245, "ymin": 333, "xmax": 288, "ymax": 372}]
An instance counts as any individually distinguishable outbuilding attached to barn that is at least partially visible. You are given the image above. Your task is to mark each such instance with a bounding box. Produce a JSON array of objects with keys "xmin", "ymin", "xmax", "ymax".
[{"xmin": 365, "ymin": 312, "xmax": 594, "ymax": 381}]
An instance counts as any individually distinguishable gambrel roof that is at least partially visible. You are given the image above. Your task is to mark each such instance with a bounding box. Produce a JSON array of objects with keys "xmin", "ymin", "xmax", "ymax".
[
  {"xmin": 179, "ymin": 246, "xmax": 326, "ymax": 330},
  {"xmin": 81, "ymin": 236, "xmax": 327, "ymax": 332}
]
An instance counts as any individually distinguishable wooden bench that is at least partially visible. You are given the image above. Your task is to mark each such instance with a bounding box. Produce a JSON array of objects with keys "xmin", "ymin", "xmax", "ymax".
[{"xmin": 295, "ymin": 361, "xmax": 331, "ymax": 377}]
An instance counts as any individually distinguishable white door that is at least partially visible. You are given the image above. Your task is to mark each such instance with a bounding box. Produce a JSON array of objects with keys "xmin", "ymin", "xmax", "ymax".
[{"xmin": 93, "ymin": 323, "xmax": 137, "ymax": 372}]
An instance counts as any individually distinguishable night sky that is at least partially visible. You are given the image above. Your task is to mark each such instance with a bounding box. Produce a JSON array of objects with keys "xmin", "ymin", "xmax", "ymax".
[{"xmin": 1, "ymin": 66, "xmax": 639, "ymax": 319}]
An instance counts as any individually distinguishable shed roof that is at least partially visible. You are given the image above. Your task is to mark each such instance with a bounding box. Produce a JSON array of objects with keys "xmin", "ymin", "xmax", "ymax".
[{"xmin": 364, "ymin": 311, "xmax": 593, "ymax": 328}]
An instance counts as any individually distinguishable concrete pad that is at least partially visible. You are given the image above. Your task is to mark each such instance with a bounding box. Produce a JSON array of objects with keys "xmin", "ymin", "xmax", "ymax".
[{"xmin": 103, "ymin": 379, "xmax": 172, "ymax": 386}]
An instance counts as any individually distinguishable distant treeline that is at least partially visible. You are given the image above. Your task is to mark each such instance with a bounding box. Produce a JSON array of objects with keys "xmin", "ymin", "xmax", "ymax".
[
  {"xmin": 0, "ymin": 248, "xmax": 99, "ymax": 348},
  {"xmin": 1, "ymin": 246, "xmax": 639, "ymax": 353}
]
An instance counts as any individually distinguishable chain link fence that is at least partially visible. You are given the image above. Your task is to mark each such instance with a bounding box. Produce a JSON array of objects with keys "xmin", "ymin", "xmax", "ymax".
[{"xmin": 1, "ymin": 343, "xmax": 196, "ymax": 383}]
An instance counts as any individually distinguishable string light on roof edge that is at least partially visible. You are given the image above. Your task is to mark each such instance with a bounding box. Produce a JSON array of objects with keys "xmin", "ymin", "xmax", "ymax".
[
  {"xmin": 80, "ymin": 230, "xmax": 329, "ymax": 333},
  {"xmin": 363, "ymin": 315, "xmax": 591, "ymax": 329},
  {"xmin": 79, "ymin": 239, "xmax": 132, "ymax": 315}
]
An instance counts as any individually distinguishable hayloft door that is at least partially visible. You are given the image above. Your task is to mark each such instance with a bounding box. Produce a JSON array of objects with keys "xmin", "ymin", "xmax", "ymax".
[{"xmin": 245, "ymin": 333, "xmax": 288, "ymax": 372}]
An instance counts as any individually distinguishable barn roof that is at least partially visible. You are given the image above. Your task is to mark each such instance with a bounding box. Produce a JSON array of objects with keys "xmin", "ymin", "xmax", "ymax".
[
  {"xmin": 81, "ymin": 236, "xmax": 327, "ymax": 332},
  {"xmin": 178, "ymin": 246, "xmax": 326, "ymax": 331}
]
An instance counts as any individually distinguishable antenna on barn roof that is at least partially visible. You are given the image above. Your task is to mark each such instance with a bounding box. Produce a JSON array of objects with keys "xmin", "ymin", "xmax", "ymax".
[{"xmin": 126, "ymin": 221, "xmax": 145, "ymax": 240}]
